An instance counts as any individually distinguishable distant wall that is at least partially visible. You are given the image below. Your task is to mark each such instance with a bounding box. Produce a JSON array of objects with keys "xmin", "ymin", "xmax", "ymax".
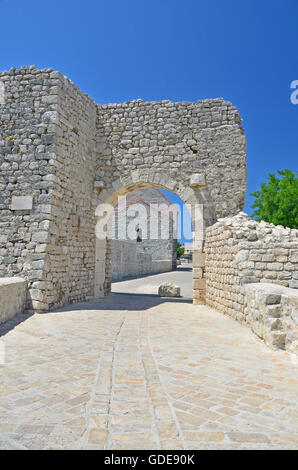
[
  {"xmin": 152, "ymin": 259, "xmax": 173, "ymax": 273},
  {"xmin": 111, "ymin": 240, "xmax": 173, "ymax": 281},
  {"xmin": 111, "ymin": 190, "xmax": 177, "ymax": 270},
  {"xmin": 0, "ymin": 277, "xmax": 27, "ymax": 324}
]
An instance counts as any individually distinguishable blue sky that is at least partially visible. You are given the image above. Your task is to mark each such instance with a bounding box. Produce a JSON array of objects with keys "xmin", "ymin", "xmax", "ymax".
[
  {"xmin": 160, "ymin": 190, "xmax": 193, "ymax": 245},
  {"xmin": 0, "ymin": 0, "xmax": 297, "ymax": 243}
]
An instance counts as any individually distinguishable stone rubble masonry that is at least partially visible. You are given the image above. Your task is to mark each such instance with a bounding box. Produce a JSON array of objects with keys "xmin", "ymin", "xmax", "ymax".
[
  {"xmin": 206, "ymin": 212, "xmax": 298, "ymax": 353},
  {"xmin": 0, "ymin": 65, "xmax": 247, "ymax": 312},
  {"xmin": 0, "ymin": 277, "xmax": 27, "ymax": 324},
  {"xmin": 243, "ymin": 283, "xmax": 298, "ymax": 354}
]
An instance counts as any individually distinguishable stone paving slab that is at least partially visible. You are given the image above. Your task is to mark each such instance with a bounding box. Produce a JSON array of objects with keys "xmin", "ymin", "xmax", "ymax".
[{"xmin": 0, "ymin": 292, "xmax": 297, "ymax": 450}]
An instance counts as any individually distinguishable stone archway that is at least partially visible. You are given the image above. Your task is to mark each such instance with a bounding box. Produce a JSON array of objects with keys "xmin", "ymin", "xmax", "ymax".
[
  {"xmin": 94, "ymin": 170, "xmax": 215, "ymax": 304},
  {"xmin": 0, "ymin": 66, "xmax": 246, "ymax": 312}
]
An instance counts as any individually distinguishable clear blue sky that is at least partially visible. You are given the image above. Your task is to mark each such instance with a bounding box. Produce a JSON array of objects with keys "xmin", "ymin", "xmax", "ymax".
[{"xmin": 0, "ymin": 0, "xmax": 297, "ymax": 243}]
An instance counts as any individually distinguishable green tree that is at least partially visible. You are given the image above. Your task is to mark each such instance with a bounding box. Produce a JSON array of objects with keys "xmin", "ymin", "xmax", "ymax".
[
  {"xmin": 176, "ymin": 241, "xmax": 185, "ymax": 259},
  {"xmin": 250, "ymin": 169, "xmax": 298, "ymax": 229}
]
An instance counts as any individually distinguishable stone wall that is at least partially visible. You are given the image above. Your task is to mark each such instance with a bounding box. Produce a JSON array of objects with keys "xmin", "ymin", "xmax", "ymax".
[
  {"xmin": 0, "ymin": 66, "xmax": 98, "ymax": 310},
  {"xmin": 96, "ymin": 98, "xmax": 247, "ymax": 222},
  {"xmin": 243, "ymin": 283, "xmax": 298, "ymax": 354},
  {"xmin": 96, "ymin": 94, "xmax": 246, "ymax": 303},
  {"xmin": 39, "ymin": 70, "xmax": 98, "ymax": 309},
  {"xmin": 111, "ymin": 240, "xmax": 173, "ymax": 281},
  {"xmin": 111, "ymin": 240, "xmax": 150, "ymax": 281},
  {"xmin": 111, "ymin": 187, "xmax": 177, "ymax": 270},
  {"xmin": 0, "ymin": 277, "xmax": 27, "ymax": 324},
  {"xmin": 152, "ymin": 260, "xmax": 173, "ymax": 273},
  {"xmin": 0, "ymin": 66, "xmax": 61, "ymax": 306},
  {"xmin": 1, "ymin": 65, "xmax": 247, "ymax": 311},
  {"xmin": 206, "ymin": 212, "xmax": 298, "ymax": 346}
]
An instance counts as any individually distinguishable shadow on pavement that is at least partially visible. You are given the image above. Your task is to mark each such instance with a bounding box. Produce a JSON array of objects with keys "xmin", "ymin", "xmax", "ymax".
[
  {"xmin": 53, "ymin": 292, "xmax": 193, "ymax": 313},
  {"xmin": 0, "ymin": 311, "xmax": 34, "ymax": 338},
  {"xmin": 0, "ymin": 291, "xmax": 194, "ymax": 337}
]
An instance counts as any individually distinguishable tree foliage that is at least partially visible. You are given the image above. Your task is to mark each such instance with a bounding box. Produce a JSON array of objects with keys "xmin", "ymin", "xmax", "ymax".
[
  {"xmin": 176, "ymin": 241, "xmax": 185, "ymax": 259},
  {"xmin": 250, "ymin": 169, "xmax": 298, "ymax": 229}
]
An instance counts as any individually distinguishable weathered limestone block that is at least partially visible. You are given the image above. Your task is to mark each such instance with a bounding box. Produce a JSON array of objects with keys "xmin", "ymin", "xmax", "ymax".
[
  {"xmin": 243, "ymin": 283, "xmax": 298, "ymax": 354},
  {"xmin": 11, "ymin": 196, "xmax": 33, "ymax": 211},
  {"xmin": 193, "ymin": 252, "xmax": 206, "ymax": 267},
  {"xmin": 158, "ymin": 283, "xmax": 181, "ymax": 298},
  {"xmin": 190, "ymin": 173, "xmax": 206, "ymax": 188},
  {"xmin": 0, "ymin": 277, "xmax": 27, "ymax": 324}
]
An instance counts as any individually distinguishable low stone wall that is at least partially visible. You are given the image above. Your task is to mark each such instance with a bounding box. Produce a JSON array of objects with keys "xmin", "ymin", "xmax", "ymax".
[
  {"xmin": 206, "ymin": 212, "xmax": 298, "ymax": 321},
  {"xmin": 243, "ymin": 283, "xmax": 298, "ymax": 354},
  {"xmin": 0, "ymin": 277, "xmax": 27, "ymax": 324},
  {"xmin": 205, "ymin": 212, "xmax": 298, "ymax": 352}
]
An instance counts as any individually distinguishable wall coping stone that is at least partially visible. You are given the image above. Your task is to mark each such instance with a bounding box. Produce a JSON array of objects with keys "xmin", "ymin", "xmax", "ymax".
[{"xmin": 0, "ymin": 277, "xmax": 27, "ymax": 287}]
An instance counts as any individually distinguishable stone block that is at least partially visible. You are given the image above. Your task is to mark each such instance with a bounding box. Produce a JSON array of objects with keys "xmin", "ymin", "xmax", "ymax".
[
  {"xmin": 269, "ymin": 331, "xmax": 286, "ymax": 349},
  {"xmin": 32, "ymin": 231, "xmax": 50, "ymax": 243},
  {"xmin": 0, "ymin": 277, "xmax": 27, "ymax": 324},
  {"xmin": 193, "ymin": 267, "xmax": 203, "ymax": 279},
  {"xmin": 193, "ymin": 290, "xmax": 206, "ymax": 304},
  {"xmin": 158, "ymin": 283, "xmax": 181, "ymax": 298},
  {"xmin": 11, "ymin": 196, "xmax": 33, "ymax": 211},
  {"xmin": 193, "ymin": 279, "xmax": 206, "ymax": 290},
  {"xmin": 94, "ymin": 180, "xmax": 105, "ymax": 190},
  {"xmin": 190, "ymin": 173, "xmax": 206, "ymax": 188},
  {"xmin": 264, "ymin": 294, "xmax": 281, "ymax": 305}
]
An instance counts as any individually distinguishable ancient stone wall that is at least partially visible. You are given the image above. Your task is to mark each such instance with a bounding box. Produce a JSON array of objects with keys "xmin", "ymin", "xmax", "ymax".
[
  {"xmin": 96, "ymin": 98, "xmax": 247, "ymax": 221},
  {"xmin": 0, "ymin": 66, "xmax": 63, "ymax": 309},
  {"xmin": 0, "ymin": 66, "xmax": 98, "ymax": 310},
  {"xmin": 95, "ymin": 96, "xmax": 247, "ymax": 303},
  {"xmin": 111, "ymin": 240, "xmax": 151, "ymax": 281},
  {"xmin": 0, "ymin": 65, "xmax": 247, "ymax": 311},
  {"xmin": 206, "ymin": 213, "xmax": 298, "ymax": 325},
  {"xmin": 39, "ymin": 71, "xmax": 98, "ymax": 309},
  {"xmin": 111, "ymin": 239, "xmax": 173, "ymax": 281}
]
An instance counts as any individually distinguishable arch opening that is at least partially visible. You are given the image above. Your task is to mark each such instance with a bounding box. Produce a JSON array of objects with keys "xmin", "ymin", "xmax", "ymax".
[{"xmin": 94, "ymin": 175, "xmax": 209, "ymax": 305}]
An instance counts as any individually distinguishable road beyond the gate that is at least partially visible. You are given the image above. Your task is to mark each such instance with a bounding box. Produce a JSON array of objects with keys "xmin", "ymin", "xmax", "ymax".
[
  {"xmin": 112, "ymin": 265, "xmax": 193, "ymax": 298},
  {"xmin": 0, "ymin": 271, "xmax": 297, "ymax": 450}
]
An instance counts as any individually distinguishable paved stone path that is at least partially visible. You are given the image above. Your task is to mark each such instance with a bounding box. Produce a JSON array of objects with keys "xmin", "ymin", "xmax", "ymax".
[
  {"xmin": 112, "ymin": 265, "xmax": 193, "ymax": 298},
  {"xmin": 0, "ymin": 292, "xmax": 297, "ymax": 450}
]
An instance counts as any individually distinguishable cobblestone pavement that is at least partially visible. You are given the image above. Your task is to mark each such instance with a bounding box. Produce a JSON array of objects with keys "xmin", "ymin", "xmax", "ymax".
[{"xmin": 0, "ymin": 292, "xmax": 297, "ymax": 450}]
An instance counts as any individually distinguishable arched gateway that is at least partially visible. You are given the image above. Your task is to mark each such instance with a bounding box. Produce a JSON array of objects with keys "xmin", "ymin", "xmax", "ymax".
[{"xmin": 0, "ymin": 66, "xmax": 247, "ymax": 311}]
